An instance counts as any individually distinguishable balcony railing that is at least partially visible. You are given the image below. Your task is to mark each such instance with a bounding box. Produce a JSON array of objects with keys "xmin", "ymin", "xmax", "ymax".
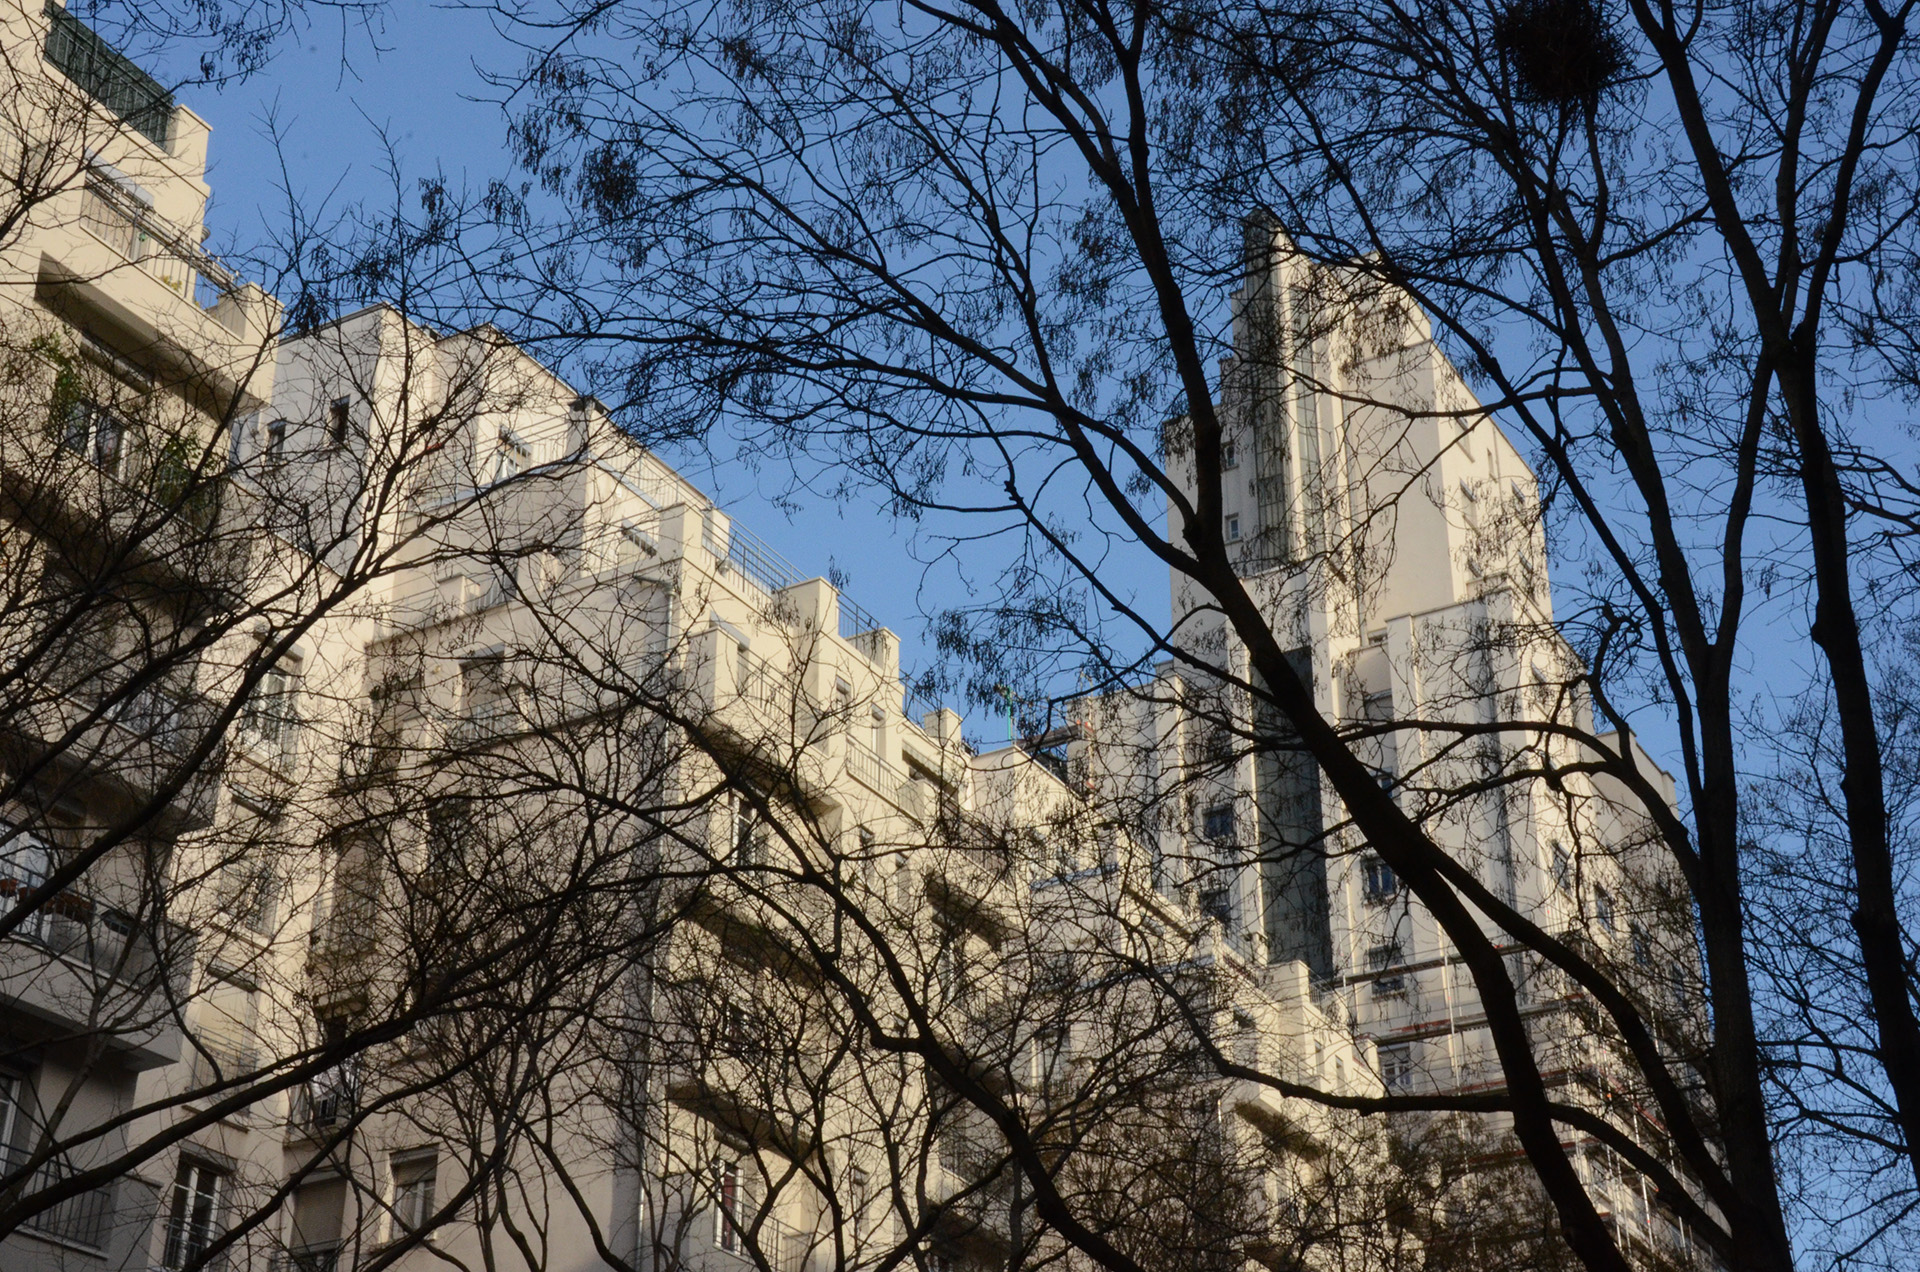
[
  {"xmin": 700, "ymin": 517, "xmax": 887, "ymax": 643},
  {"xmin": 0, "ymin": 865, "xmax": 163, "ymax": 983},
  {"xmin": 271, "ymin": 1242, "xmax": 342, "ymax": 1272},
  {"xmin": 4, "ymin": 1146, "xmax": 116, "ymax": 1251},
  {"xmin": 713, "ymin": 1209, "xmax": 816, "ymax": 1272},
  {"xmin": 75, "ymin": 176, "xmax": 243, "ymax": 327},
  {"xmin": 844, "ymin": 739, "xmax": 894, "ymax": 794},
  {"xmin": 43, "ymin": 2, "xmax": 174, "ymax": 148}
]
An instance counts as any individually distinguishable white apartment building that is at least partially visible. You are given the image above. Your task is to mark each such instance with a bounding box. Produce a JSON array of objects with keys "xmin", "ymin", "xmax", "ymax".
[
  {"xmin": 0, "ymin": 0, "xmax": 280, "ymax": 1268},
  {"xmin": 0, "ymin": 7, "xmax": 1689, "ymax": 1270},
  {"xmin": 1070, "ymin": 226, "xmax": 1708, "ymax": 1259},
  {"xmin": 217, "ymin": 305, "xmax": 1381, "ymax": 1272}
]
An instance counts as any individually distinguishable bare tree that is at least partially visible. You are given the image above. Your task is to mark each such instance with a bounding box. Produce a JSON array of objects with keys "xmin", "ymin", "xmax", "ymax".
[{"xmin": 413, "ymin": 0, "xmax": 1920, "ymax": 1268}]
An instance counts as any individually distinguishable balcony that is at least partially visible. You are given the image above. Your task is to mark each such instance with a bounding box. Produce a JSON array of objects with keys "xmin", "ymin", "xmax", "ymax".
[
  {"xmin": 683, "ymin": 627, "xmax": 831, "ymax": 794},
  {"xmin": 4, "ymin": 1145, "xmax": 116, "ymax": 1252},
  {"xmin": 42, "ymin": 2, "xmax": 175, "ymax": 148},
  {"xmin": 271, "ymin": 1244, "xmax": 343, "ymax": 1272},
  {"xmin": 0, "ymin": 867, "xmax": 188, "ymax": 1070},
  {"xmin": 74, "ymin": 179, "xmax": 237, "ymax": 320},
  {"xmin": 4, "ymin": 656, "xmax": 223, "ymax": 833},
  {"xmin": 704, "ymin": 1210, "xmax": 818, "ymax": 1272},
  {"xmin": 36, "ymin": 177, "xmax": 277, "ymax": 406}
]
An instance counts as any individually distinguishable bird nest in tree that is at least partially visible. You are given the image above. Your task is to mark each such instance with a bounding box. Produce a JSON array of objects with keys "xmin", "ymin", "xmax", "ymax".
[{"xmin": 1491, "ymin": 0, "xmax": 1627, "ymax": 108}]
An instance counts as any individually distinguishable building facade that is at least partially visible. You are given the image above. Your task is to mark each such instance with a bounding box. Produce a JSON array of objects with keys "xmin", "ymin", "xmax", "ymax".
[
  {"xmin": 1067, "ymin": 226, "xmax": 1711, "ymax": 1262},
  {"xmin": 0, "ymin": 8, "xmax": 1701, "ymax": 1272}
]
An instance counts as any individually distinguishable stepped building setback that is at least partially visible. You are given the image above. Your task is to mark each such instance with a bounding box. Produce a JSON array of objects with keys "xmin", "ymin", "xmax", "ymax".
[{"xmin": 0, "ymin": 8, "xmax": 1705, "ymax": 1272}]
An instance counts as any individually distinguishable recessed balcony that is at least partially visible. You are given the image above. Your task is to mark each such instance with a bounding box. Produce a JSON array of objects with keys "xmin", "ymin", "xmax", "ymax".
[
  {"xmin": 0, "ymin": 866, "xmax": 190, "ymax": 1071},
  {"xmin": 36, "ymin": 175, "xmax": 278, "ymax": 408}
]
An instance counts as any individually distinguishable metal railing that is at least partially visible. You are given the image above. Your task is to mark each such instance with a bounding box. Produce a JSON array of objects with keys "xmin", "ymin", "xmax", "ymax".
[
  {"xmin": 0, "ymin": 866, "xmax": 158, "ymax": 982},
  {"xmin": 43, "ymin": 2, "xmax": 174, "ymax": 148},
  {"xmin": 271, "ymin": 1242, "xmax": 343, "ymax": 1272},
  {"xmin": 701, "ymin": 515, "xmax": 892, "ymax": 647},
  {"xmin": 714, "ymin": 1209, "xmax": 816, "ymax": 1272},
  {"xmin": 75, "ymin": 177, "xmax": 243, "ymax": 326},
  {"xmin": 5, "ymin": 1146, "xmax": 116, "ymax": 1251},
  {"xmin": 845, "ymin": 739, "xmax": 898, "ymax": 795}
]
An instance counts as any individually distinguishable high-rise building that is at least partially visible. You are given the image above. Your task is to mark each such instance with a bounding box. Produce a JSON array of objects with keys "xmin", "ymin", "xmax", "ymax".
[
  {"xmin": 1070, "ymin": 224, "xmax": 1710, "ymax": 1262},
  {"xmin": 0, "ymin": 10, "xmax": 1698, "ymax": 1269}
]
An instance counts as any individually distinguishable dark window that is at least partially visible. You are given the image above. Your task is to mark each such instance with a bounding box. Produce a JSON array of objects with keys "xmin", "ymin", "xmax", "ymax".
[
  {"xmin": 328, "ymin": 398, "xmax": 351, "ymax": 447},
  {"xmin": 1593, "ymin": 885, "xmax": 1616, "ymax": 932},
  {"xmin": 731, "ymin": 799, "xmax": 766, "ymax": 868},
  {"xmin": 61, "ymin": 400, "xmax": 124, "ymax": 473},
  {"xmin": 714, "ymin": 1160, "xmax": 741, "ymax": 1252},
  {"xmin": 1369, "ymin": 941, "xmax": 1406, "ymax": 995},
  {"xmin": 264, "ymin": 417, "xmax": 289, "ymax": 463},
  {"xmin": 1202, "ymin": 803, "xmax": 1235, "ymax": 841},
  {"xmin": 1361, "ymin": 854, "xmax": 1398, "ymax": 902},
  {"xmin": 1551, "ymin": 842, "xmax": 1574, "ymax": 892}
]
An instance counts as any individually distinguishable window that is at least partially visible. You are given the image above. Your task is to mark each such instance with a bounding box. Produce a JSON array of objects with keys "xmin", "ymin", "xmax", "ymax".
[
  {"xmin": 219, "ymin": 862, "xmax": 278, "ymax": 934},
  {"xmin": 1630, "ymin": 920, "xmax": 1652, "ymax": 969},
  {"xmin": 1221, "ymin": 439, "xmax": 1238, "ymax": 470},
  {"xmin": 328, "ymin": 398, "xmax": 351, "ymax": 447},
  {"xmin": 1593, "ymin": 885, "xmax": 1616, "ymax": 932},
  {"xmin": 1361, "ymin": 853, "xmax": 1398, "ymax": 903},
  {"xmin": 1225, "ymin": 514, "xmax": 1242, "ymax": 542},
  {"xmin": 318, "ymin": 839, "xmax": 380, "ymax": 956},
  {"xmin": 718, "ymin": 995, "xmax": 761, "ymax": 1058},
  {"xmin": 935, "ymin": 926, "xmax": 969, "ymax": 1004},
  {"xmin": 869, "ymin": 706, "xmax": 886, "ymax": 757},
  {"xmin": 1360, "ymin": 690, "xmax": 1397, "ymax": 787},
  {"xmin": 264, "ymin": 417, "xmax": 289, "ymax": 463},
  {"xmin": 427, "ymin": 800, "xmax": 476, "ymax": 874},
  {"xmin": 714, "ymin": 1160, "xmax": 742, "ymax": 1253},
  {"xmin": 1550, "ymin": 841, "xmax": 1574, "ymax": 893},
  {"xmin": 390, "ymin": 1152, "xmax": 438, "ymax": 1235},
  {"xmin": 307, "ymin": 1054, "xmax": 360, "ymax": 1128},
  {"xmin": 162, "ymin": 1159, "xmax": 227, "ymax": 1270},
  {"xmin": 491, "ymin": 430, "xmax": 530, "ymax": 485},
  {"xmin": 197, "ymin": 971, "xmax": 258, "ymax": 1071},
  {"xmin": 240, "ymin": 662, "xmax": 301, "ymax": 757},
  {"xmin": 730, "ymin": 797, "xmax": 766, "ymax": 869},
  {"xmin": 461, "ymin": 658, "xmax": 515, "ymax": 734},
  {"xmin": 848, "ymin": 1162, "xmax": 872, "ymax": 1234},
  {"xmin": 1369, "ymin": 941, "xmax": 1406, "ymax": 995},
  {"xmin": 1030, "ymin": 1025, "xmax": 1068, "ymax": 1090},
  {"xmin": 60, "ymin": 399, "xmax": 124, "ymax": 473},
  {"xmin": 1379, "ymin": 1043, "xmax": 1413, "ymax": 1091},
  {"xmin": 734, "ymin": 642, "xmax": 762, "ymax": 703},
  {"xmin": 0, "ymin": 1070, "xmax": 19, "ymax": 1147},
  {"xmin": 1202, "ymin": 802, "xmax": 1235, "ymax": 842}
]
